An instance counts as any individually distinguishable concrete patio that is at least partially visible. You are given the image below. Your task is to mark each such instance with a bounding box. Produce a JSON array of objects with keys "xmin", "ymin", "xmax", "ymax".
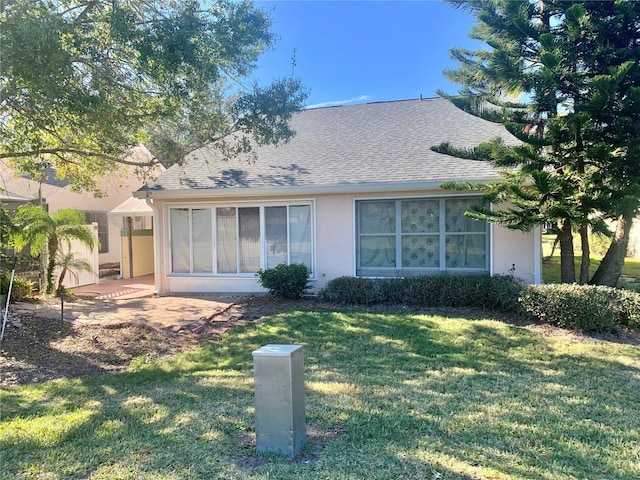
[{"xmin": 9, "ymin": 275, "xmax": 251, "ymax": 331}]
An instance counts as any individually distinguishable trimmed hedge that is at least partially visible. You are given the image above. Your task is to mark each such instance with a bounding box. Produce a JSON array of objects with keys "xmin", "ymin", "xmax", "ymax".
[
  {"xmin": 320, "ymin": 275, "xmax": 640, "ymax": 333},
  {"xmin": 319, "ymin": 274, "xmax": 525, "ymax": 312},
  {"xmin": 519, "ymin": 284, "xmax": 640, "ymax": 333},
  {"xmin": 257, "ymin": 263, "xmax": 310, "ymax": 299}
]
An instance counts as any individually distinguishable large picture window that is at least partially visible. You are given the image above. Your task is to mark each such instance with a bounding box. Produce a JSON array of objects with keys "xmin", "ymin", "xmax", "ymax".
[
  {"xmin": 356, "ymin": 197, "xmax": 488, "ymax": 276},
  {"xmin": 169, "ymin": 204, "xmax": 313, "ymax": 275}
]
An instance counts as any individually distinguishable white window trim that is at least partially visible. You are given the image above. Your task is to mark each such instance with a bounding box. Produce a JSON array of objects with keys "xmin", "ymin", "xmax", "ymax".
[
  {"xmin": 354, "ymin": 195, "xmax": 489, "ymax": 276},
  {"xmin": 165, "ymin": 200, "xmax": 315, "ymax": 278}
]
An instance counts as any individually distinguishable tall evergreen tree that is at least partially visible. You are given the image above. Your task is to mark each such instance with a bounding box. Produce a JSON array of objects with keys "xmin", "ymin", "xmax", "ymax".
[{"xmin": 437, "ymin": 0, "xmax": 640, "ymax": 285}]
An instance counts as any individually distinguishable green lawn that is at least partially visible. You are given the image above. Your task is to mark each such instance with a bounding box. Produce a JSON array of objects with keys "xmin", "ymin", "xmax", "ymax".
[
  {"xmin": 541, "ymin": 234, "xmax": 640, "ymax": 290},
  {"xmin": 542, "ymin": 255, "xmax": 640, "ymax": 290},
  {"xmin": 1, "ymin": 309, "xmax": 639, "ymax": 479}
]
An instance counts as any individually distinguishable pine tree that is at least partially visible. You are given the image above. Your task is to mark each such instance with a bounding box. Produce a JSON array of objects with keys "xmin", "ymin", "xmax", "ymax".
[{"xmin": 438, "ymin": 0, "xmax": 640, "ymax": 285}]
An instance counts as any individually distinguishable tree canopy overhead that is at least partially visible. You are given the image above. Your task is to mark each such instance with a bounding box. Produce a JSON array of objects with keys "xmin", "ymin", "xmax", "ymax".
[
  {"xmin": 0, "ymin": 0, "xmax": 307, "ymax": 190},
  {"xmin": 438, "ymin": 0, "xmax": 640, "ymax": 286}
]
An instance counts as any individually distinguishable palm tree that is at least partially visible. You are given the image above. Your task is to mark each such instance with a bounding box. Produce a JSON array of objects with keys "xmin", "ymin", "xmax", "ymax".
[{"xmin": 12, "ymin": 205, "xmax": 96, "ymax": 295}]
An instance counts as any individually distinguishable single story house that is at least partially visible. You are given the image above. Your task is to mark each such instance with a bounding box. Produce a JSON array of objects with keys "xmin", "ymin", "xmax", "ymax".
[{"xmin": 134, "ymin": 97, "xmax": 542, "ymax": 295}]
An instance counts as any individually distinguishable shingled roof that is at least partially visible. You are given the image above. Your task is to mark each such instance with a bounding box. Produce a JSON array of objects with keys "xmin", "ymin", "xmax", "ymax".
[
  {"xmin": 136, "ymin": 97, "xmax": 518, "ymax": 198},
  {"xmin": 0, "ymin": 163, "xmax": 68, "ymax": 204}
]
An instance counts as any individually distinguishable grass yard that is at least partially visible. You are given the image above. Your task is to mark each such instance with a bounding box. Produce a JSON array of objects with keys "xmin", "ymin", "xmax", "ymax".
[
  {"xmin": 542, "ymin": 255, "xmax": 640, "ymax": 290},
  {"xmin": 1, "ymin": 309, "xmax": 639, "ymax": 479},
  {"xmin": 541, "ymin": 233, "xmax": 640, "ymax": 290}
]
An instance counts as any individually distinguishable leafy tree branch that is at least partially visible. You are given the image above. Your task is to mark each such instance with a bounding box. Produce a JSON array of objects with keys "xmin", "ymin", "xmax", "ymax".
[{"xmin": 1, "ymin": 0, "xmax": 308, "ymax": 190}]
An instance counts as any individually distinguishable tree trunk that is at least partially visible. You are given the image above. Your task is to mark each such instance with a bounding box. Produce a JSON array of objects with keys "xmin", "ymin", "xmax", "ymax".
[
  {"xmin": 578, "ymin": 225, "xmax": 590, "ymax": 284},
  {"xmin": 589, "ymin": 213, "xmax": 633, "ymax": 287},
  {"xmin": 56, "ymin": 268, "xmax": 68, "ymax": 296},
  {"xmin": 558, "ymin": 218, "xmax": 576, "ymax": 283},
  {"xmin": 45, "ymin": 255, "xmax": 56, "ymax": 295},
  {"xmin": 45, "ymin": 235, "xmax": 58, "ymax": 294}
]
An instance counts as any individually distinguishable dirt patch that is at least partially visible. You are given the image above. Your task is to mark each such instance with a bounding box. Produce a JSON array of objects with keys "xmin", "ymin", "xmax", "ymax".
[
  {"xmin": 0, "ymin": 295, "xmax": 297, "ymax": 387},
  {"xmin": 1, "ymin": 296, "xmax": 637, "ymax": 387},
  {"xmin": 230, "ymin": 425, "xmax": 345, "ymax": 467}
]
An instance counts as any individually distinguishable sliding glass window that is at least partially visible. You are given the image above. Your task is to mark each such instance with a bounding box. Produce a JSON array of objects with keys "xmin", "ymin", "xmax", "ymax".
[
  {"xmin": 265, "ymin": 205, "xmax": 312, "ymax": 270},
  {"xmin": 170, "ymin": 204, "xmax": 312, "ymax": 275},
  {"xmin": 170, "ymin": 208, "xmax": 213, "ymax": 273}
]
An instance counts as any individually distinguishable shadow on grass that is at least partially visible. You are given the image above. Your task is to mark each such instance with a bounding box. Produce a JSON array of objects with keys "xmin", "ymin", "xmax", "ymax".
[{"xmin": 1, "ymin": 307, "xmax": 639, "ymax": 479}]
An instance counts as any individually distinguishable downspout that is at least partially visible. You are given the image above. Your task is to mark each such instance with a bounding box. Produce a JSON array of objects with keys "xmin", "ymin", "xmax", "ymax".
[
  {"xmin": 488, "ymin": 203, "xmax": 495, "ymax": 277},
  {"xmin": 145, "ymin": 196, "xmax": 162, "ymax": 296},
  {"xmin": 126, "ymin": 217, "xmax": 134, "ymax": 278},
  {"xmin": 532, "ymin": 225, "xmax": 542, "ymax": 284}
]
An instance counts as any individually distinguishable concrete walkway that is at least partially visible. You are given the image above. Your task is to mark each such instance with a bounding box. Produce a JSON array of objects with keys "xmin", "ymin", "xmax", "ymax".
[{"xmin": 10, "ymin": 276, "xmax": 250, "ymax": 331}]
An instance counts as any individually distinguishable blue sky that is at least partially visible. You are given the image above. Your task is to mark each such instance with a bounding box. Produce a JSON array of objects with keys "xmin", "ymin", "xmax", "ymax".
[{"xmin": 251, "ymin": 1, "xmax": 481, "ymax": 108}]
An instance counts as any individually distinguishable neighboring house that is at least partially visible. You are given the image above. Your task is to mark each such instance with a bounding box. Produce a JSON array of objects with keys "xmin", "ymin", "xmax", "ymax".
[
  {"xmin": 134, "ymin": 97, "xmax": 542, "ymax": 295},
  {"xmin": 1, "ymin": 146, "xmax": 159, "ymax": 282},
  {"xmin": 109, "ymin": 196, "xmax": 155, "ymax": 279}
]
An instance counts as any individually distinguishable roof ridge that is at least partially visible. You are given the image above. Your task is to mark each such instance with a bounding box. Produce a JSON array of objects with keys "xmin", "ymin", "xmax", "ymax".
[
  {"xmin": 304, "ymin": 96, "xmax": 442, "ymax": 111},
  {"xmin": 366, "ymin": 96, "xmax": 440, "ymax": 105}
]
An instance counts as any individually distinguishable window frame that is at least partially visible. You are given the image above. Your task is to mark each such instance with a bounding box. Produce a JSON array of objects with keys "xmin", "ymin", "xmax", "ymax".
[
  {"xmin": 82, "ymin": 211, "xmax": 108, "ymax": 254},
  {"xmin": 355, "ymin": 196, "xmax": 489, "ymax": 277},
  {"xmin": 167, "ymin": 201, "xmax": 315, "ymax": 277}
]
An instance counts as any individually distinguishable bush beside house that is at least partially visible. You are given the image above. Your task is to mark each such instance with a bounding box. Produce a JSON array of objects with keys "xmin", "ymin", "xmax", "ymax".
[
  {"xmin": 519, "ymin": 284, "xmax": 640, "ymax": 332},
  {"xmin": 319, "ymin": 275, "xmax": 525, "ymax": 312},
  {"xmin": 320, "ymin": 275, "xmax": 640, "ymax": 334},
  {"xmin": 257, "ymin": 264, "xmax": 311, "ymax": 299}
]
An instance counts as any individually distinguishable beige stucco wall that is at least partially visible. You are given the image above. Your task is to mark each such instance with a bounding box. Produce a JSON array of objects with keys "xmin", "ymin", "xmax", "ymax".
[
  {"xmin": 314, "ymin": 194, "xmax": 356, "ymax": 290},
  {"xmin": 149, "ymin": 191, "xmax": 540, "ymax": 295},
  {"xmin": 121, "ymin": 232, "xmax": 154, "ymax": 278},
  {"xmin": 47, "ymin": 172, "xmax": 147, "ymax": 265},
  {"xmin": 491, "ymin": 224, "xmax": 540, "ymax": 284}
]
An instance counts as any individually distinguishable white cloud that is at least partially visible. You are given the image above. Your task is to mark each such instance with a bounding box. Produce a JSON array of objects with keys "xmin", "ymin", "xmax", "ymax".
[{"xmin": 305, "ymin": 95, "xmax": 371, "ymax": 109}]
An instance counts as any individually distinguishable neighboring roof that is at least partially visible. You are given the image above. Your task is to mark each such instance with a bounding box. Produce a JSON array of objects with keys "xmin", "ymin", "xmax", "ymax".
[
  {"xmin": 109, "ymin": 196, "xmax": 153, "ymax": 216},
  {"xmin": 0, "ymin": 189, "xmax": 30, "ymax": 202},
  {"xmin": 0, "ymin": 161, "xmax": 66, "ymax": 203},
  {"xmin": 20, "ymin": 167, "xmax": 70, "ymax": 188},
  {"xmin": 1, "ymin": 146, "xmax": 162, "ymax": 206},
  {"xmin": 137, "ymin": 97, "xmax": 519, "ymax": 199}
]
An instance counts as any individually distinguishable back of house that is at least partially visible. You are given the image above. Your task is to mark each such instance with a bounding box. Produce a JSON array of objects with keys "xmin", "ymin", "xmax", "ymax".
[{"xmin": 134, "ymin": 97, "xmax": 541, "ymax": 295}]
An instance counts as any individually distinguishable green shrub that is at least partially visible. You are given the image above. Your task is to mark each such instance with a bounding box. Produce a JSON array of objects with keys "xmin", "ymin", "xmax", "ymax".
[
  {"xmin": 319, "ymin": 274, "xmax": 525, "ymax": 311},
  {"xmin": 319, "ymin": 276, "xmax": 383, "ymax": 305},
  {"xmin": 519, "ymin": 284, "xmax": 640, "ymax": 333},
  {"xmin": 489, "ymin": 274, "xmax": 528, "ymax": 313},
  {"xmin": 0, "ymin": 272, "xmax": 8, "ymax": 296},
  {"xmin": 609, "ymin": 289, "xmax": 640, "ymax": 328},
  {"xmin": 257, "ymin": 263, "xmax": 310, "ymax": 299},
  {"xmin": 0, "ymin": 272, "xmax": 34, "ymax": 302}
]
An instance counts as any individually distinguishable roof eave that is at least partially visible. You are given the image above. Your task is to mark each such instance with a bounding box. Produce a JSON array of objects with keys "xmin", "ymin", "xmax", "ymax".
[{"xmin": 133, "ymin": 179, "xmax": 498, "ymax": 200}]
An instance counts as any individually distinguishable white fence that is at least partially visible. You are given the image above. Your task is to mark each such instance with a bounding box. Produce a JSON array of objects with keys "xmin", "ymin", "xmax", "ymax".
[{"xmin": 54, "ymin": 223, "xmax": 100, "ymax": 288}]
